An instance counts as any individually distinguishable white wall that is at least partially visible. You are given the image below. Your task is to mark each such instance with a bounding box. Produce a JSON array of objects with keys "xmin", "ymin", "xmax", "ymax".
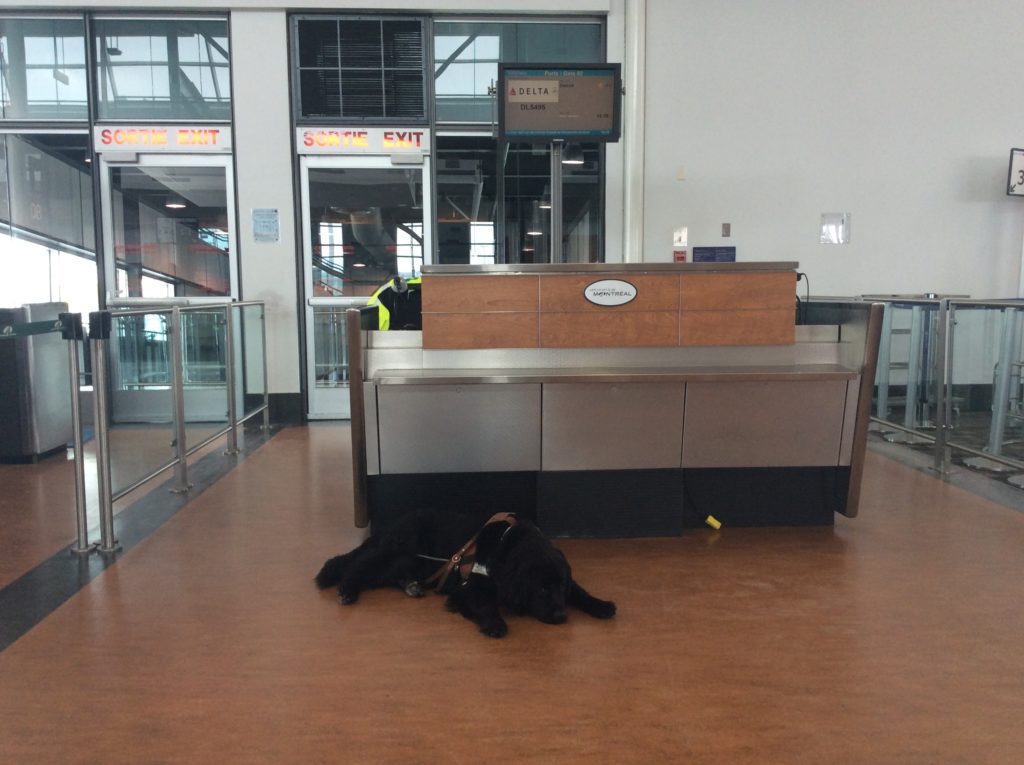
[{"xmin": 642, "ymin": 0, "xmax": 1024, "ymax": 298}]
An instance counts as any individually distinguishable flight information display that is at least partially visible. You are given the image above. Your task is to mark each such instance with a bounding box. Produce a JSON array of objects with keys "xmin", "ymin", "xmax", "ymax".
[{"xmin": 498, "ymin": 64, "xmax": 621, "ymax": 143}]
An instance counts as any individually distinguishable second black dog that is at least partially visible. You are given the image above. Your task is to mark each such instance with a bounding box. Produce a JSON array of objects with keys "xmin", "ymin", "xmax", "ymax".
[{"xmin": 315, "ymin": 508, "xmax": 616, "ymax": 638}]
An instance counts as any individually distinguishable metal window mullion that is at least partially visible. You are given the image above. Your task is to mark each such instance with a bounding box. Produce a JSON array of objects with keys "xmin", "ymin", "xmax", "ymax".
[
  {"xmin": 336, "ymin": 20, "xmax": 343, "ymax": 118},
  {"xmin": 204, "ymin": 35, "xmax": 222, "ymax": 101},
  {"xmin": 167, "ymin": 31, "xmax": 180, "ymax": 111},
  {"xmin": 379, "ymin": 20, "xmax": 386, "ymax": 118}
]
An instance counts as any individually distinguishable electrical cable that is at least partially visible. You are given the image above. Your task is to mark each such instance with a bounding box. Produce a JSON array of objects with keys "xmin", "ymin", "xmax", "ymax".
[{"xmin": 797, "ymin": 271, "xmax": 811, "ymax": 323}]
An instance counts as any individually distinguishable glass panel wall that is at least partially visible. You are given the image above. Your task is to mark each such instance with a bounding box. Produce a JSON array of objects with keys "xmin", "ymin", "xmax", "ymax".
[
  {"xmin": 437, "ymin": 136, "xmax": 603, "ymax": 264},
  {"xmin": 433, "ymin": 20, "xmax": 603, "ymax": 123},
  {"xmin": 433, "ymin": 18, "xmax": 605, "ymax": 264},
  {"xmin": 0, "ymin": 17, "xmax": 88, "ymax": 120},
  {"xmin": 0, "ymin": 132, "xmax": 97, "ymax": 314},
  {"xmin": 93, "ymin": 17, "xmax": 230, "ymax": 121},
  {"xmin": 436, "ymin": 134, "xmax": 496, "ymax": 264}
]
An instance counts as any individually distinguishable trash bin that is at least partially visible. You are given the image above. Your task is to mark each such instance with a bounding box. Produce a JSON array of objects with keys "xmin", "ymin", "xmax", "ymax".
[{"xmin": 0, "ymin": 302, "xmax": 73, "ymax": 461}]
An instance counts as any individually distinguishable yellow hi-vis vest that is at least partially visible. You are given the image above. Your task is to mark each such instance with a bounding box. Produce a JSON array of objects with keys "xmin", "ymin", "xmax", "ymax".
[{"xmin": 367, "ymin": 276, "xmax": 422, "ymax": 330}]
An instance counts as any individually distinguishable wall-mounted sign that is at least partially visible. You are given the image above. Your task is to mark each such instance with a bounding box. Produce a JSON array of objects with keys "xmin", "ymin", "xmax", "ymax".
[
  {"xmin": 499, "ymin": 64, "xmax": 621, "ymax": 143},
  {"xmin": 1007, "ymin": 148, "xmax": 1024, "ymax": 196},
  {"xmin": 583, "ymin": 279, "xmax": 637, "ymax": 306},
  {"xmin": 252, "ymin": 208, "xmax": 280, "ymax": 243},
  {"xmin": 692, "ymin": 247, "xmax": 737, "ymax": 262},
  {"xmin": 94, "ymin": 125, "xmax": 231, "ymax": 152},
  {"xmin": 296, "ymin": 127, "xmax": 431, "ymax": 155}
]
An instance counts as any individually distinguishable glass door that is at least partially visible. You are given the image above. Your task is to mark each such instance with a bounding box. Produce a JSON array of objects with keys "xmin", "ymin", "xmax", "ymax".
[
  {"xmin": 98, "ymin": 152, "xmax": 236, "ymax": 424},
  {"xmin": 300, "ymin": 154, "xmax": 431, "ymax": 419},
  {"xmin": 100, "ymin": 152, "xmax": 236, "ymax": 304}
]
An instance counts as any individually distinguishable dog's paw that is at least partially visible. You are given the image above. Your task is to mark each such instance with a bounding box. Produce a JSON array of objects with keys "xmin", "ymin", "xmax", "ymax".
[
  {"xmin": 403, "ymin": 581, "xmax": 424, "ymax": 598},
  {"xmin": 590, "ymin": 599, "xmax": 617, "ymax": 619},
  {"xmin": 480, "ymin": 620, "xmax": 508, "ymax": 639},
  {"xmin": 337, "ymin": 591, "xmax": 359, "ymax": 605}
]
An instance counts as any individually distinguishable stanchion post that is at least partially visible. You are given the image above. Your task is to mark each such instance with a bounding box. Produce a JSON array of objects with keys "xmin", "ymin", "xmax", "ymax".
[
  {"xmin": 89, "ymin": 311, "xmax": 120, "ymax": 554},
  {"xmin": 169, "ymin": 306, "xmax": 191, "ymax": 494},
  {"xmin": 61, "ymin": 312, "xmax": 95, "ymax": 556},
  {"xmin": 260, "ymin": 306, "xmax": 270, "ymax": 432},
  {"xmin": 223, "ymin": 306, "xmax": 239, "ymax": 455},
  {"xmin": 932, "ymin": 300, "xmax": 952, "ymax": 476}
]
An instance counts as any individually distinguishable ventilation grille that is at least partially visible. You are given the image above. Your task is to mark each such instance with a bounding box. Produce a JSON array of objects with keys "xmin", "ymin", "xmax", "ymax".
[{"xmin": 296, "ymin": 17, "xmax": 425, "ymax": 121}]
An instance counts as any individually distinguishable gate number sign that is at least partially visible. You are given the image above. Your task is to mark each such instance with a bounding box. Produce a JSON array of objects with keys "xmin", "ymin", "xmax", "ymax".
[{"xmin": 1008, "ymin": 148, "xmax": 1024, "ymax": 197}]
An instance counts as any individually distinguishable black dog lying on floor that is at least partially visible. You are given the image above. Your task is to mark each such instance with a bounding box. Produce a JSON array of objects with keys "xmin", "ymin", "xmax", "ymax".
[{"xmin": 315, "ymin": 508, "xmax": 616, "ymax": 638}]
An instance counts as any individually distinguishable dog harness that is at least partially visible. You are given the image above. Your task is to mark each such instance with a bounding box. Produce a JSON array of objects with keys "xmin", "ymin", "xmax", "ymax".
[{"xmin": 422, "ymin": 512, "xmax": 518, "ymax": 592}]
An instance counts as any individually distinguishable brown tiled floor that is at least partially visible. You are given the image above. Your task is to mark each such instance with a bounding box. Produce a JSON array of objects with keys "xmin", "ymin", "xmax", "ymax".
[{"xmin": 1, "ymin": 423, "xmax": 1023, "ymax": 763}]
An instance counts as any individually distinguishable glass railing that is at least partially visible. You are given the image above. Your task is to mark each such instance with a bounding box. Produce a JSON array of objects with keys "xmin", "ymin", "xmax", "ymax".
[
  {"xmin": 810, "ymin": 296, "xmax": 1024, "ymax": 483},
  {"xmin": 108, "ymin": 309, "xmax": 176, "ymax": 498},
  {"xmin": 86, "ymin": 301, "xmax": 268, "ymax": 551},
  {"xmin": 871, "ymin": 299, "xmax": 946, "ymax": 445},
  {"xmin": 233, "ymin": 302, "xmax": 267, "ymax": 426},
  {"xmin": 946, "ymin": 300, "xmax": 1024, "ymax": 478},
  {"xmin": 313, "ymin": 305, "xmax": 351, "ymax": 387}
]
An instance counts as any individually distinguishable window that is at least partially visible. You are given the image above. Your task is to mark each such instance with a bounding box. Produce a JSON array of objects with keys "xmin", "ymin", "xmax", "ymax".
[
  {"xmin": 437, "ymin": 135, "xmax": 604, "ymax": 264},
  {"xmin": 294, "ymin": 16, "xmax": 426, "ymax": 122},
  {"xmin": 108, "ymin": 163, "xmax": 231, "ymax": 298},
  {"xmin": 433, "ymin": 20, "xmax": 603, "ymax": 123},
  {"xmin": 0, "ymin": 16, "xmax": 88, "ymax": 121},
  {"xmin": 93, "ymin": 17, "xmax": 230, "ymax": 121},
  {"xmin": 433, "ymin": 18, "xmax": 606, "ymax": 263},
  {"xmin": 0, "ymin": 132, "xmax": 97, "ymax": 313}
]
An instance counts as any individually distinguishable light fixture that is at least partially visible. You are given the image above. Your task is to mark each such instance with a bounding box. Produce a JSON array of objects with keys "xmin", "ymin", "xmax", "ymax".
[
  {"xmin": 165, "ymin": 196, "xmax": 187, "ymax": 210},
  {"xmin": 106, "ymin": 37, "xmax": 122, "ymax": 56},
  {"xmin": 526, "ymin": 201, "xmax": 543, "ymax": 236},
  {"xmin": 561, "ymin": 143, "xmax": 584, "ymax": 165},
  {"xmin": 351, "ymin": 262, "xmax": 367, "ymax": 268},
  {"xmin": 539, "ymin": 184, "xmax": 551, "ymax": 210},
  {"xmin": 51, "ymin": 69, "xmax": 70, "ymax": 85}
]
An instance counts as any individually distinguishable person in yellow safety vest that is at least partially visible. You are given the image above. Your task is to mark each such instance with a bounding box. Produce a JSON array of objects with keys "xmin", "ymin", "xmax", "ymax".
[{"xmin": 367, "ymin": 275, "xmax": 422, "ymax": 330}]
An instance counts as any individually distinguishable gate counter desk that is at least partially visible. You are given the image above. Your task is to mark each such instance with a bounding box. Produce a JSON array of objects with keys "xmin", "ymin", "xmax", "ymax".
[{"xmin": 346, "ymin": 262, "xmax": 882, "ymax": 537}]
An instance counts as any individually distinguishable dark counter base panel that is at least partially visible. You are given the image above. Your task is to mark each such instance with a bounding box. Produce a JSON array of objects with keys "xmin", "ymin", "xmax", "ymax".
[{"xmin": 367, "ymin": 467, "xmax": 849, "ymax": 538}]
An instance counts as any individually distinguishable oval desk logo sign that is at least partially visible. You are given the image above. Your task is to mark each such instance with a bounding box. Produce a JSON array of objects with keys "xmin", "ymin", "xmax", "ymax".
[{"xmin": 583, "ymin": 279, "xmax": 637, "ymax": 306}]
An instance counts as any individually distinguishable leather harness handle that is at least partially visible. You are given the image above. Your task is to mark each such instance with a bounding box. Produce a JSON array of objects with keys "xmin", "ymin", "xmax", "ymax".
[{"xmin": 424, "ymin": 512, "xmax": 517, "ymax": 591}]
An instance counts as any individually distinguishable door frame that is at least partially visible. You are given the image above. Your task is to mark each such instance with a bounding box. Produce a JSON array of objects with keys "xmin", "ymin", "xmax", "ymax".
[
  {"xmin": 299, "ymin": 153, "xmax": 433, "ymax": 419},
  {"xmin": 98, "ymin": 151, "xmax": 238, "ymax": 307}
]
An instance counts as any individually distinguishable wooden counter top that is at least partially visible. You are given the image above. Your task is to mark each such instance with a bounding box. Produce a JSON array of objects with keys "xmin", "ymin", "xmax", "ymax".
[{"xmin": 422, "ymin": 262, "xmax": 798, "ymax": 275}]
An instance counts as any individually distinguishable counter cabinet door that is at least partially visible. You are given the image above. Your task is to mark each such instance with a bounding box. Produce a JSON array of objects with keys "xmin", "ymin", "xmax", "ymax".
[
  {"xmin": 542, "ymin": 382, "xmax": 686, "ymax": 471},
  {"xmin": 375, "ymin": 383, "xmax": 541, "ymax": 474},
  {"xmin": 682, "ymin": 380, "xmax": 850, "ymax": 468}
]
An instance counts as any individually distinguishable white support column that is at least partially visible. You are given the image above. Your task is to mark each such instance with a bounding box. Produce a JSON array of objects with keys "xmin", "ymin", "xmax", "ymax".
[
  {"xmin": 230, "ymin": 11, "xmax": 301, "ymax": 398},
  {"xmin": 621, "ymin": 0, "xmax": 646, "ymax": 263}
]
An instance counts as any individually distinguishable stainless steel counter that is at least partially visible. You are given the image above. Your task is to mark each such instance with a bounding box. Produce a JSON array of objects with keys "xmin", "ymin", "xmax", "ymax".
[{"xmin": 372, "ymin": 363, "xmax": 856, "ymax": 385}]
